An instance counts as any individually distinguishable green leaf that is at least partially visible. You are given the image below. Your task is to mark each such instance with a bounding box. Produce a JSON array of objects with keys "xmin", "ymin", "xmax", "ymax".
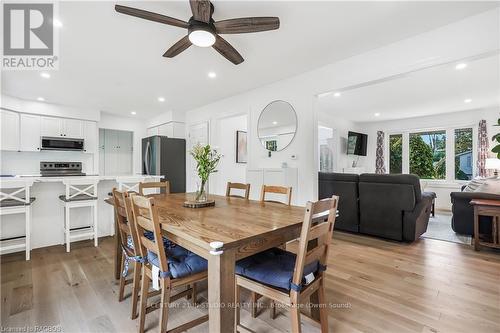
[{"xmin": 492, "ymin": 145, "xmax": 500, "ymax": 153}]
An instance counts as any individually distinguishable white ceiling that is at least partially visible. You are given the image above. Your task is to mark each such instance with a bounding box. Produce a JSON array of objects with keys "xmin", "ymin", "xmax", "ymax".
[
  {"xmin": 2, "ymin": 1, "xmax": 498, "ymax": 119},
  {"xmin": 317, "ymin": 53, "xmax": 500, "ymax": 123}
]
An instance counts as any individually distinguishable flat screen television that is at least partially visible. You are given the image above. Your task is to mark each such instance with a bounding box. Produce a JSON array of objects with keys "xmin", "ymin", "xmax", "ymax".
[{"xmin": 347, "ymin": 131, "xmax": 368, "ymax": 156}]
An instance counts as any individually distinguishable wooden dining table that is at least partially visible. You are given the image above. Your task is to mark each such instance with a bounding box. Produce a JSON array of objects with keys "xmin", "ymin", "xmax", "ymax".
[{"xmin": 108, "ymin": 192, "xmax": 309, "ymax": 332}]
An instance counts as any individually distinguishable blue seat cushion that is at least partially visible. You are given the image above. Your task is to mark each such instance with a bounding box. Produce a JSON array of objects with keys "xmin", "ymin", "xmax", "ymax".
[
  {"xmin": 235, "ymin": 247, "xmax": 320, "ymax": 291},
  {"xmin": 147, "ymin": 244, "xmax": 207, "ymax": 279},
  {"xmin": 126, "ymin": 231, "xmax": 174, "ymax": 251}
]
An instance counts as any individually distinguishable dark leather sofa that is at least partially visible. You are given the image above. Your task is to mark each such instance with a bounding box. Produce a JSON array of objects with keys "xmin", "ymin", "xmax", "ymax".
[
  {"xmin": 450, "ymin": 182, "xmax": 500, "ymax": 236},
  {"xmin": 319, "ymin": 172, "xmax": 433, "ymax": 242}
]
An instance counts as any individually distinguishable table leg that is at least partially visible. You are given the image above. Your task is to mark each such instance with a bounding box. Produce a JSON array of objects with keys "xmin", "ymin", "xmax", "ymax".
[
  {"xmin": 473, "ymin": 206, "xmax": 479, "ymax": 251},
  {"xmin": 493, "ymin": 217, "xmax": 498, "ymax": 245},
  {"xmin": 208, "ymin": 248, "xmax": 236, "ymax": 333},
  {"xmin": 114, "ymin": 213, "xmax": 122, "ymax": 280}
]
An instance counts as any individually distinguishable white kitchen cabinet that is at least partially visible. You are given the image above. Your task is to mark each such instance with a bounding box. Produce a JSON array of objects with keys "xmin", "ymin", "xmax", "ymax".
[
  {"xmin": 40, "ymin": 116, "xmax": 83, "ymax": 138},
  {"xmin": 158, "ymin": 123, "xmax": 173, "ymax": 137},
  {"xmin": 83, "ymin": 121, "xmax": 97, "ymax": 153},
  {"xmin": 102, "ymin": 129, "xmax": 133, "ymax": 175},
  {"xmin": 64, "ymin": 119, "xmax": 84, "ymax": 138},
  {"xmin": 20, "ymin": 114, "xmax": 41, "ymax": 151},
  {"xmin": 0, "ymin": 110, "xmax": 19, "ymax": 151},
  {"xmin": 41, "ymin": 116, "xmax": 63, "ymax": 137},
  {"xmin": 147, "ymin": 127, "xmax": 158, "ymax": 137},
  {"xmin": 154, "ymin": 122, "xmax": 185, "ymax": 139}
]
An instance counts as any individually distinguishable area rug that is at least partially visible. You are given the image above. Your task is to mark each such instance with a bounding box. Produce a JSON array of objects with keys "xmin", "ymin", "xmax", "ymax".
[{"xmin": 422, "ymin": 213, "xmax": 472, "ymax": 245}]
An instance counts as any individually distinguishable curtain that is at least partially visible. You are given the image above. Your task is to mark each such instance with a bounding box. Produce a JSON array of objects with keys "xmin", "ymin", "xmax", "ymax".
[
  {"xmin": 477, "ymin": 119, "xmax": 489, "ymax": 177},
  {"xmin": 375, "ymin": 131, "xmax": 386, "ymax": 174}
]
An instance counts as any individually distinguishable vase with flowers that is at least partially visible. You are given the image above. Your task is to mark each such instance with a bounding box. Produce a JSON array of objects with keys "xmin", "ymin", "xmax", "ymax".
[{"xmin": 190, "ymin": 143, "xmax": 221, "ymax": 202}]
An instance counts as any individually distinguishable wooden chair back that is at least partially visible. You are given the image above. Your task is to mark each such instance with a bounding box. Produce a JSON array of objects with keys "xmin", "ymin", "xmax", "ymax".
[
  {"xmin": 112, "ymin": 189, "xmax": 138, "ymax": 257},
  {"xmin": 139, "ymin": 181, "xmax": 170, "ymax": 196},
  {"xmin": 260, "ymin": 185, "xmax": 292, "ymax": 205},
  {"xmin": 130, "ymin": 195, "xmax": 169, "ymax": 274},
  {"xmin": 226, "ymin": 182, "xmax": 251, "ymax": 199},
  {"xmin": 291, "ymin": 196, "xmax": 339, "ymax": 294}
]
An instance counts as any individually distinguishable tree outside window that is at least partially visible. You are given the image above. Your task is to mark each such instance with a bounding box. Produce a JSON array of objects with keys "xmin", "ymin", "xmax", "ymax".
[
  {"xmin": 409, "ymin": 131, "xmax": 446, "ymax": 179},
  {"xmin": 454, "ymin": 128, "xmax": 473, "ymax": 180},
  {"xmin": 389, "ymin": 134, "xmax": 402, "ymax": 174}
]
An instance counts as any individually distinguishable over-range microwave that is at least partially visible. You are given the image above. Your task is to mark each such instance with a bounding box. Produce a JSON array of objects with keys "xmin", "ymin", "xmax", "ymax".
[{"xmin": 41, "ymin": 136, "xmax": 85, "ymax": 151}]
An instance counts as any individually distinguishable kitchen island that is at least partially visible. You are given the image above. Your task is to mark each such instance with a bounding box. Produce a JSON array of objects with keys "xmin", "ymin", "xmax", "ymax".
[{"xmin": 0, "ymin": 175, "xmax": 162, "ymax": 253}]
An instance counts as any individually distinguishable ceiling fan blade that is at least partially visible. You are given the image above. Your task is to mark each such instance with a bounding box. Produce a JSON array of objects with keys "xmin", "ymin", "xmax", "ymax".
[
  {"xmin": 212, "ymin": 35, "xmax": 244, "ymax": 65},
  {"xmin": 189, "ymin": 0, "xmax": 211, "ymax": 23},
  {"xmin": 163, "ymin": 35, "xmax": 192, "ymax": 58},
  {"xmin": 115, "ymin": 5, "xmax": 188, "ymax": 29},
  {"xmin": 215, "ymin": 17, "xmax": 280, "ymax": 34}
]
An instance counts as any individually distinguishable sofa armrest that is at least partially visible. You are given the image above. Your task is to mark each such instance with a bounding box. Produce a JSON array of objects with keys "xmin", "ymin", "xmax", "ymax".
[
  {"xmin": 450, "ymin": 192, "xmax": 500, "ymax": 202},
  {"xmin": 402, "ymin": 194, "xmax": 433, "ymax": 241}
]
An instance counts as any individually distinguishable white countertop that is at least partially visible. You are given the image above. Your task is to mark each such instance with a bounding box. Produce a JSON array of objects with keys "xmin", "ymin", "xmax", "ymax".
[{"xmin": 0, "ymin": 174, "xmax": 163, "ymax": 183}]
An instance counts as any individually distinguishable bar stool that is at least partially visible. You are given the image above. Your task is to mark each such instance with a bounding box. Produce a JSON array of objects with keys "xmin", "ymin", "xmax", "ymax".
[
  {"xmin": 0, "ymin": 180, "xmax": 35, "ymax": 260},
  {"xmin": 116, "ymin": 176, "xmax": 148, "ymax": 193},
  {"xmin": 60, "ymin": 177, "xmax": 99, "ymax": 252}
]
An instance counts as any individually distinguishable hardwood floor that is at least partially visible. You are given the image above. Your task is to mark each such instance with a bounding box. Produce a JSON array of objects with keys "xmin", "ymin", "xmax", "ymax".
[{"xmin": 1, "ymin": 232, "xmax": 499, "ymax": 332}]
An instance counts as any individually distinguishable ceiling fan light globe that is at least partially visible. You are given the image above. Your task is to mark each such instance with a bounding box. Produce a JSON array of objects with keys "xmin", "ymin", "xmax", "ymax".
[{"xmin": 189, "ymin": 30, "xmax": 215, "ymax": 47}]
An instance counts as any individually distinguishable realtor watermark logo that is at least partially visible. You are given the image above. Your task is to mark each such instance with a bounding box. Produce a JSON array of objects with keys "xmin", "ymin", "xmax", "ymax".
[{"xmin": 2, "ymin": 2, "xmax": 59, "ymax": 70}]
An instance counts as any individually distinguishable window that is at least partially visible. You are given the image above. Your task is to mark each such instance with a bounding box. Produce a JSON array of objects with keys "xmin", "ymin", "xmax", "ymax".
[
  {"xmin": 454, "ymin": 128, "xmax": 473, "ymax": 180},
  {"xmin": 318, "ymin": 126, "xmax": 335, "ymax": 172},
  {"xmin": 389, "ymin": 134, "xmax": 402, "ymax": 174},
  {"xmin": 409, "ymin": 130, "xmax": 446, "ymax": 179}
]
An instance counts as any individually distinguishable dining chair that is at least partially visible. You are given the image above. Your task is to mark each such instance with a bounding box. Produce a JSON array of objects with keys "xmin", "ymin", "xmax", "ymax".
[
  {"xmin": 260, "ymin": 185, "xmax": 292, "ymax": 206},
  {"xmin": 112, "ymin": 188, "xmax": 146, "ymax": 319},
  {"xmin": 139, "ymin": 181, "xmax": 170, "ymax": 196},
  {"xmin": 130, "ymin": 194, "xmax": 208, "ymax": 333},
  {"xmin": 249, "ymin": 184, "xmax": 293, "ymax": 318},
  {"xmin": 235, "ymin": 196, "xmax": 339, "ymax": 333},
  {"xmin": 226, "ymin": 182, "xmax": 251, "ymax": 199}
]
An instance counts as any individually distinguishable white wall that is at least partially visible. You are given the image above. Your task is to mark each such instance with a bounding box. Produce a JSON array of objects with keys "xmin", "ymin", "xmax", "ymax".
[
  {"xmin": 357, "ymin": 107, "xmax": 500, "ymax": 210},
  {"xmin": 1, "ymin": 94, "xmax": 100, "ymax": 121},
  {"xmin": 98, "ymin": 112, "xmax": 147, "ymax": 174},
  {"xmin": 212, "ymin": 114, "xmax": 248, "ymax": 195},
  {"xmin": 176, "ymin": 8, "xmax": 499, "ymax": 205}
]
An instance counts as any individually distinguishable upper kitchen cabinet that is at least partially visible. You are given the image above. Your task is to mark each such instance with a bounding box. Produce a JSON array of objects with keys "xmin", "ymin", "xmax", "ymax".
[
  {"xmin": 0, "ymin": 110, "xmax": 20, "ymax": 151},
  {"xmin": 83, "ymin": 121, "xmax": 98, "ymax": 153},
  {"xmin": 149, "ymin": 122, "xmax": 185, "ymax": 139},
  {"xmin": 147, "ymin": 126, "xmax": 159, "ymax": 137},
  {"xmin": 20, "ymin": 114, "xmax": 41, "ymax": 151},
  {"xmin": 41, "ymin": 116, "xmax": 83, "ymax": 138}
]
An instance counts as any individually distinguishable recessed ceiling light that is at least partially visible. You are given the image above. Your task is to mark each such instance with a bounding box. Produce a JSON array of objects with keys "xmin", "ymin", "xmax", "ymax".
[
  {"xmin": 464, "ymin": 98, "xmax": 472, "ymax": 103},
  {"xmin": 455, "ymin": 63, "xmax": 467, "ymax": 70},
  {"xmin": 374, "ymin": 113, "xmax": 381, "ymax": 117},
  {"xmin": 53, "ymin": 19, "xmax": 63, "ymax": 28},
  {"xmin": 37, "ymin": 97, "xmax": 45, "ymax": 102},
  {"xmin": 158, "ymin": 97, "xmax": 165, "ymax": 102},
  {"xmin": 40, "ymin": 72, "xmax": 50, "ymax": 79},
  {"xmin": 272, "ymin": 121, "xmax": 278, "ymax": 125},
  {"xmin": 131, "ymin": 111, "xmax": 137, "ymax": 115},
  {"xmin": 333, "ymin": 92, "xmax": 341, "ymax": 98},
  {"xmin": 208, "ymin": 71, "xmax": 217, "ymax": 78}
]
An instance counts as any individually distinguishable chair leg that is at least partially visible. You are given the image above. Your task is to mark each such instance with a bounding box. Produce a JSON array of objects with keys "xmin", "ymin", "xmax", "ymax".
[
  {"xmin": 25, "ymin": 207, "xmax": 30, "ymax": 261},
  {"xmin": 118, "ymin": 255, "xmax": 126, "ymax": 302},
  {"xmin": 290, "ymin": 304, "xmax": 302, "ymax": 333},
  {"xmin": 235, "ymin": 285, "xmax": 240, "ymax": 333},
  {"xmin": 93, "ymin": 203, "xmax": 98, "ymax": 247},
  {"xmin": 138, "ymin": 270, "xmax": 150, "ymax": 333},
  {"xmin": 159, "ymin": 279, "xmax": 171, "ymax": 333},
  {"xmin": 251, "ymin": 292, "xmax": 258, "ymax": 318},
  {"xmin": 191, "ymin": 282, "xmax": 197, "ymax": 306},
  {"xmin": 131, "ymin": 261, "xmax": 141, "ymax": 319},
  {"xmin": 317, "ymin": 281, "xmax": 329, "ymax": 333},
  {"xmin": 65, "ymin": 205, "xmax": 70, "ymax": 252},
  {"xmin": 270, "ymin": 300, "xmax": 277, "ymax": 319}
]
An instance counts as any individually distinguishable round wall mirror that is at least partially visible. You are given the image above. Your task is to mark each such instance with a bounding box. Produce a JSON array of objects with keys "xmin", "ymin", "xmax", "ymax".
[{"xmin": 257, "ymin": 100, "xmax": 297, "ymax": 152}]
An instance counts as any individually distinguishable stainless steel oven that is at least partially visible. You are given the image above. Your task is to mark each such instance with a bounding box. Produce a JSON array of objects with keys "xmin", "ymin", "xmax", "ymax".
[{"xmin": 41, "ymin": 137, "xmax": 84, "ymax": 151}]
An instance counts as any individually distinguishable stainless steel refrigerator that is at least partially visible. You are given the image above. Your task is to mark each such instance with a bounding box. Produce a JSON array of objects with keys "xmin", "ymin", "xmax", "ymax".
[{"xmin": 142, "ymin": 136, "xmax": 186, "ymax": 193}]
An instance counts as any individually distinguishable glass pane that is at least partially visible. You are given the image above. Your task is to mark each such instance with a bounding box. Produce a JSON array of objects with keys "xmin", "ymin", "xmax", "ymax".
[
  {"xmin": 389, "ymin": 134, "xmax": 403, "ymax": 174},
  {"xmin": 318, "ymin": 126, "xmax": 334, "ymax": 172},
  {"xmin": 454, "ymin": 128, "xmax": 473, "ymax": 180},
  {"xmin": 409, "ymin": 130, "xmax": 446, "ymax": 179}
]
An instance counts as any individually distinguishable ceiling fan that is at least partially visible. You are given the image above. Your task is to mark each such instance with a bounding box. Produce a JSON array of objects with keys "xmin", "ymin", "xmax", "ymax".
[{"xmin": 115, "ymin": 1, "xmax": 280, "ymax": 65}]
